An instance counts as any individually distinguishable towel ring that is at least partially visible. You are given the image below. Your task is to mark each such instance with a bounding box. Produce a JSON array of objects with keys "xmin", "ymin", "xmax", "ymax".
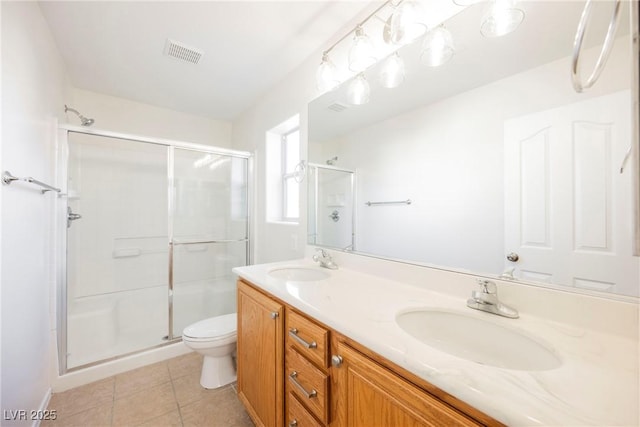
[{"xmin": 571, "ymin": 0, "xmax": 622, "ymax": 93}]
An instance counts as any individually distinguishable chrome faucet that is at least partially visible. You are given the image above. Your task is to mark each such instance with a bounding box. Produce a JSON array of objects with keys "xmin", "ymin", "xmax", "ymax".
[
  {"xmin": 467, "ymin": 279, "xmax": 519, "ymax": 319},
  {"xmin": 313, "ymin": 248, "xmax": 338, "ymax": 270}
]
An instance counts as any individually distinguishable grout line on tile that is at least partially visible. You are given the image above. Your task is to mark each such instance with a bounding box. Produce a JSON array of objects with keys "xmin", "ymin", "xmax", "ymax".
[
  {"xmin": 168, "ymin": 365, "xmax": 185, "ymax": 427},
  {"xmin": 110, "ymin": 375, "xmax": 116, "ymax": 427}
]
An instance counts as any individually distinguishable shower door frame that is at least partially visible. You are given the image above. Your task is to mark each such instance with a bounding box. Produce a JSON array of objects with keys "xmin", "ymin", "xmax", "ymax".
[{"xmin": 56, "ymin": 125, "xmax": 252, "ymax": 374}]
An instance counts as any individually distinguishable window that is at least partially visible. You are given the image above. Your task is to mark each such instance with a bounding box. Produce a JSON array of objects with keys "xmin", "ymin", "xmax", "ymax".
[
  {"xmin": 266, "ymin": 115, "xmax": 300, "ymax": 224},
  {"xmin": 281, "ymin": 128, "xmax": 300, "ymax": 221}
]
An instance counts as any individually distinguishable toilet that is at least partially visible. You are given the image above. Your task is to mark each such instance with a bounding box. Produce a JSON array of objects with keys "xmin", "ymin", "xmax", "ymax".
[{"xmin": 182, "ymin": 313, "xmax": 237, "ymax": 389}]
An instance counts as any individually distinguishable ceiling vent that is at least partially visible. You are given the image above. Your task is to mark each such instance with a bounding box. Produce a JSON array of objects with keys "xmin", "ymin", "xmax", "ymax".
[
  {"xmin": 164, "ymin": 39, "xmax": 203, "ymax": 65},
  {"xmin": 327, "ymin": 102, "xmax": 348, "ymax": 112}
]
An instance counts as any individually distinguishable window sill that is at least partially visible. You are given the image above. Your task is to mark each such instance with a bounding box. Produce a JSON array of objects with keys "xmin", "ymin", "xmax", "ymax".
[{"xmin": 267, "ymin": 220, "xmax": 300, "ymax": 226}]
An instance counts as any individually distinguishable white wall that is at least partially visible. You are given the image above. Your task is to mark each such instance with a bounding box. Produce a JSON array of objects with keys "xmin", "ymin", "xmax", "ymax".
[
  {"xmin": 1, "ymin": 2, "xmax": 70, "ymax": 423},
  {"xmin": 69, "ymin": 88, "xmax": 232, "ymax": 147},
  {"xmin": 231, "ymin": 76, "xmax": 312, "ymax": 263}
]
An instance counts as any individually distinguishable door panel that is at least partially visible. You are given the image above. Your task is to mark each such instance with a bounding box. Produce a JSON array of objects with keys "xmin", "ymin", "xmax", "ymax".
[
  {"xmin": 66, "ymin": 133, "xmax": 169, "ymax": 369},
  {"xmin": 504, "ymin": 90, "xmax": 638, "ymax": 295},
  {"xmin": 172, "ymin": 149, "xmax": 248, "ymax": 242},
  {"xmin": 237, "ymin": 281, "xmax": 284, "ymax": 427},
  {"xmin": 172, "ymin": 240, "xmax": 246, "ymax": 336},
  {"xmin": 171, "ymin": 148, "xmax": 248, "ymax": 337},
  {"xmin": 332, "ymin": 341, "xmax": 478, "ymax": 427}
]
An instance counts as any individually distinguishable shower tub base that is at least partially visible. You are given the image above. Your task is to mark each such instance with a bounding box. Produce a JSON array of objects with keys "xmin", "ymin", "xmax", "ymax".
[
  {"xmin": 53, "ymin": 341, "xmax": 192, "ymax": 392},
  {"xmin": 66, "ymin": 286, "xmax": 169, "ymax": 369},
  {"xmin": 62, "ymin": 277, "xmax": 236, "ymax": 388}
]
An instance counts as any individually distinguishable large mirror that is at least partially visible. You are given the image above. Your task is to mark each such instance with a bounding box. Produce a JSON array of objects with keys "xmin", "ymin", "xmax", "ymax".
[{"xmin": 308, "ymin": 0, "xmax": 639, "ymax": 297}]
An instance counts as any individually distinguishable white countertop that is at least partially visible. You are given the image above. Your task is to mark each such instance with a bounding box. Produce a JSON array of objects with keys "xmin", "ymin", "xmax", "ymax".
[{"xmin": 233, "ymin": 257, "xmax": 639, "ymax": 426}]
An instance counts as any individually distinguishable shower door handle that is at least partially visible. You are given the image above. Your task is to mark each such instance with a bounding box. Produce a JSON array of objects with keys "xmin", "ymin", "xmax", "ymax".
[{"xmin": 67, "ymin": 206, "xmax": 82, "ymax": 228}]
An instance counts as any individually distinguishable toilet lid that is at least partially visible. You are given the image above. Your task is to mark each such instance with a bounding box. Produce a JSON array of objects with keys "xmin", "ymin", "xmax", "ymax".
[{"xmin": 182, "ymin": 313, "xmax": 237, "ymax": 340}]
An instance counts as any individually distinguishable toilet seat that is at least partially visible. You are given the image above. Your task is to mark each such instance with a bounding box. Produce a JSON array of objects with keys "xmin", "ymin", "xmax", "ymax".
[{"xmin": 182, "ymin": 313, "xmax": 237, "ymax": 342}]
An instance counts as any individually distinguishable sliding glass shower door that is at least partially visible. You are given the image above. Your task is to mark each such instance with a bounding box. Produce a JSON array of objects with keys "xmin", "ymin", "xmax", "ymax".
[
  {"xmin": 170, "ymin": 148, "xmax": 248, "ymax": 338},
  {"xmin": 63, "ymin": 132, "xmax": 249, "ymax": 371},
  {"xmin": 66, "ymin": 133, "xmax": 169, "ymax": 369}
]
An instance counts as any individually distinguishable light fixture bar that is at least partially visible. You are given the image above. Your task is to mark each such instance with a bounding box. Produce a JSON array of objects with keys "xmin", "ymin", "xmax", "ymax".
[{"xmin": 321, "ymin": 0, "xmax": 395, "ymax": 57}]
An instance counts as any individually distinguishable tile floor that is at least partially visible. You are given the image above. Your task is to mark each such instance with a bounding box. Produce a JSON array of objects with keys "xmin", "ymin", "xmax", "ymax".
[{"xmin": 43, "ymin": 352, "xmax": 255, "ymax": 427}]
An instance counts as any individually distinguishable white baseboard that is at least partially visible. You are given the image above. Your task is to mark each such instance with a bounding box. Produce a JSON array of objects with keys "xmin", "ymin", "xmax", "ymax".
[{"xmin": 32, "ymin": 388, "xmax": 52, "ymax": 427}]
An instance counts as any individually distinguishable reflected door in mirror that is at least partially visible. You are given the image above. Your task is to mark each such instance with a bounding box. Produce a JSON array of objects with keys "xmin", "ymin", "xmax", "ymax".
[{"xmin": 504, "ymin": 90, "xmax": 637, "ymax": 295}]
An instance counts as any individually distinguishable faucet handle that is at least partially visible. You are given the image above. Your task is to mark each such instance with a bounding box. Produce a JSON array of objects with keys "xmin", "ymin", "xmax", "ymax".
[
  {"xmin": 313, "ymin": 248, "xmax": 330, "ymax": 263},
  {"xmin": 313, "ymin": 248, "xmax": 338, "ymax": 270},
  {"xmin": 315, "ymin": 248, "xmax": 328, "ymax": 257},
  {"xmin": 499, "ymin": 267, "xmax": 516, "ymax": 280},
  {"xmin": 476, "ymin": 279, "xmax": 497, "ymax": 294}
]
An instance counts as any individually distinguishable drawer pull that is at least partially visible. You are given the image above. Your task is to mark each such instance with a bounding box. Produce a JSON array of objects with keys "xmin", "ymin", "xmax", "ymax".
[
  {"xmin": 289, "ymin": 371, "xmax": 317, "ymax": 399},
  {"xmin": 270, "ymin": 311, "xmax": 279, "ymax": 319},
  {"xmin": 289, "ymin": 328, "xmax": 317, "ymax": 349},
  {"xmin": 289, "ymin": 421, "xmax": 298, "ymax": 427}
]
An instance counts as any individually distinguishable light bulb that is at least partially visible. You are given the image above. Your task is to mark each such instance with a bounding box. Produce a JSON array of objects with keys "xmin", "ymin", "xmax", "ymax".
[
  {"xmin": 349, "ymin": 26, "xmax": 377, "ymax": 72},
  {"xmin": 316, "ymin": 53, "xmax": 339, "ymax": 93},
  {"xmin": 347, "ymin": 74, "xmax": 370, "ymax": 105},
  {"xmin": 389, "ymin": 0, "xmax": 428, "ymax": 45},
  {"xmin": 480, "ymin": 0, "xmax": 525, "ymax": 37},
  {"xmin": 379, "ymin": 53, "xmax": 405, "ymax": 88},
  {"xmin": 421, "ymin": 26, "xmax": 455, "ymax": 67}
]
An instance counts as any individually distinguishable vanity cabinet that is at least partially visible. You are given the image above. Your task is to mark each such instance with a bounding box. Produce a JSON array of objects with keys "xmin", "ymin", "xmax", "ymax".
[
  {"xmin": 237, "ymin": 279, "xmax": 501, "ymax": 427},
  {"xmin": 237, "ymin": 280, "xmax": 284, "ymax": 427}
]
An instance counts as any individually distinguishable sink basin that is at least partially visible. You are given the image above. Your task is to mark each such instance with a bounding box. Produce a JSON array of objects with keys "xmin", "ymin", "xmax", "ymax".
[
  {"xmin": 268, "ymin": 267, "xmax": 330, "ymax": 282},
  {"xmin": 396, "ymin": 309, "xmax": 561, "ymax": 371}
]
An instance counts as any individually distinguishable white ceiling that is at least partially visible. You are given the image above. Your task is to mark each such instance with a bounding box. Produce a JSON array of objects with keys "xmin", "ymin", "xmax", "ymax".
[{"xmin": 39, "ymin": 1, "xmax": 373, "ymax": 120}]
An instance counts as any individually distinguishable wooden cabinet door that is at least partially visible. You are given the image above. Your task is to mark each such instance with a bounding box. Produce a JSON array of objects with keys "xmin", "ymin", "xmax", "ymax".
[
  {"xmin": 332, "ymin": 341, "xmax": 479, "ymax": 427},
  {"xmin": 237, "ymin": 280, "xmax": 284, "ymax": 427}
]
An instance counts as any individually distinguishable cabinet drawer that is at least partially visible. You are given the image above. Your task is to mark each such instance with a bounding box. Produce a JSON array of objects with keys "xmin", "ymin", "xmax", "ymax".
[
  {"xmin": 286, "ymin": 309, "xmax": 329, "ymax": 369},
  {"xmin": 286, "ymin": 393, "xmax": 323, "ymax": 427},
  {"xmin": 286, "ymin": 347, "xmax": 330, "ymax": 424}
]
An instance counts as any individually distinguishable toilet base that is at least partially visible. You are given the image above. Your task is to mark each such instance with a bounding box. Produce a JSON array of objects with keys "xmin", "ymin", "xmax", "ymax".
[{"xmin": 200, "ymin": 354, "xmax": 236, "ymax": 389}]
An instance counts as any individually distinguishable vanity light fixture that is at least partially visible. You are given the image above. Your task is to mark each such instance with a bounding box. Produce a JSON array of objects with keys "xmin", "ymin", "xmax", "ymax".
[
  {"xmin": 380, "ymin": 52, "xmax": 405, "ymax": 88},
  {"xmin": 420, "ymin": 25, "xmax": 455, "ymax": 67},
  {"xmin": 349, "ymin": 26, "xmax": 377, "ymax": 72},
  {"xmin": 316, "ymin": 52, "xmax": 340, "ymax": 92},
  {"xmin": 315, "ymin": 0, "xmax": 525, "ymax": 100},
  {"xmin": 480, "ymin": 0, "xmax": 525, "ymax": 37},
  {"xmin": 347, "ymin": 73, "xmax": 371, "ymax": 105}
]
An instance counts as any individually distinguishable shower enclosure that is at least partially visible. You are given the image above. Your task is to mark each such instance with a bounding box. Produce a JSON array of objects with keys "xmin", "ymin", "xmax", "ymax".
[
  {"xmin": 307, "ymin": 164, "xmax": 354, "ymax": 250},
  {"xmin": 57, "ymin": 128, "xmax": 250, "ymax": 372}
]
